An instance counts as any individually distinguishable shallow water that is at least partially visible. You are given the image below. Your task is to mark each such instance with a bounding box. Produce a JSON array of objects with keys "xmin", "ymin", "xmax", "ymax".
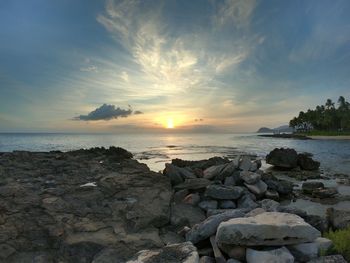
[{"xmin": 0, "ymin": 133, "xmax": 349, "ymax": 174}]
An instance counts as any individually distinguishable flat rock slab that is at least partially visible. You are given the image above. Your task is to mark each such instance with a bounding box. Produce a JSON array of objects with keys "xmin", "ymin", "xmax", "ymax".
[
  {"xmin": 205, "ymin": 185, "xmax": 244, "ymax": 200},
  {"xmin": 216, "ymin": 212, "xmax": 320, "ymax": 246},
  {"xmin": 126, "ymin": 242, "xmax": 199, "ymax": 263}
]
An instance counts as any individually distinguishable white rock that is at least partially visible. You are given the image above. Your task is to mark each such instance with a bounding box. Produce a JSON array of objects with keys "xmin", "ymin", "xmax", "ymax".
[
  {"xmin": 246, "ymin": 247, "xmax": 294, "ymax": 263},
  {"xmin": 216, "ymin": 212, "xmax": 321, "ymax": 246}
]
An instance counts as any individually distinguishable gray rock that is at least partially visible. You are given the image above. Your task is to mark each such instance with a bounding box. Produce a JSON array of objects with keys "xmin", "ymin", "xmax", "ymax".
[
  {"xmin": 327, "ymin": 207, "xmax": 350, "ymax": 230},
  {"xmin": 246, "ymin": 247, "xmax": 294, "ymax": 263},
  {"xmin": 217, "ymin": 161, "xmax": 238, "ymax": 181},
  {"xmin": 92, "ymin": 248, "xmax": 123, "ymax": 263},
  {"xmin": 237, "ymin": 194, "xmax": 259, "ymax": 210},
  {"xmin": 186, "ymin": 209, "xmax": 247, "ymax": 244},
  {"xmin": 227, "ymin": 259, "xmax": 242, "ymax": 263},
  {"xmin": 259, "ymin": 199, "xmax": 280, "ymax": 212},
  {"xmin": 245, "ymin": 208, "xmax": 266, "ymax": 217},
  {"xmin": 174, "ymin": 189, "xmax": 190, "ymax": 203},
  {"xmin": 265, "ymin": 189, "xmax": 279, "ymax": 200},
  {"xmin": 219, "ymin": 200, "xmax": 236, "ymax": 209},
  {"xmin": 245, "ymin": 180, "xmax": 267, "ymax": 196},
  {"xmin": 307, "ymin": 255, "xmax": 347, "ymax": 263},
  {"xmin": 0, "ymin": 243, "xmax": 16, "ymax": 259},
  {"xmin": 314, "ymin": 237, "xmax": 333, "ymax": 251},
  {"xmin": 288, "ymin": 242, "xmax": 319, "ymax": 262},
  {"xmin": 205, "ymin": 185, "xmax": 244, "ymax": 200},
  {"xmin": 164, "ymin": 163, "xmax": 185, "ymax": 185},
  {"xmin": 183, "ymin": 193, "xmax": 201, "ymax": 206},
  {"xmin": 198, "ymin": 200, "xmax": 218, "ymax": 211},
  {"xmin": 203, "ymin": 164, "xmax": 227, "ymax": 180},
  {"xmin": 199, "ymin": 256, "xmax": 215, "ymax": 263},
  {"xmin": 298, "ymin": 153, "xmax": 320, "ymax": 171},
  {"xmin": 266, "ymin": 148, "xmax": 298, "ymax": 169},
  {"xmin": 224, "ymin": 176, "xmax": 237, "ymax": 186},
  {"xmin": 239, "ymin": 156, "xmax": 252, "ymax": 171},
  {"xmin": 126, "ymin": 241, "xmax": 199, "ymax": 263},
  {"xmin": 302, "ymin": 181, "xmax": 324, "ymax": 194},
  {"xmin": 216, "ymin": 212, "xmax": 321, "ymax": 246},
  {"xmin": 240, "ymin": 171, "xmax": 261, "ymax": 184},
  {"xmin": 312, "ymin": 187, "xmax": 338, "ymax": 198},
  {"xmin": 171, "ymin": 203, "xmax": 206, "ymax": 227},
  {"xmin": 207, "ymin": 209, "xmax": 236, "ymax": 217},
  {"xmin": 218, "ymin": 244, "xmax": 245, "ymax": 261}
]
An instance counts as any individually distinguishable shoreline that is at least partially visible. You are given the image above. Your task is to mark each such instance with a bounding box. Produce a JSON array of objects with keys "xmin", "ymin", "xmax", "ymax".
[{"xmin": 308, "ymin": 135, "xmax": 350, "ymax": 140}]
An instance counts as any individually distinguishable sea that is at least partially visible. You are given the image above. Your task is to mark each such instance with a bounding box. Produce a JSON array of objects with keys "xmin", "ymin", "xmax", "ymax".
[{"xmin": 0, "ymin": 133, "xmax": 349, "ymax": 175}]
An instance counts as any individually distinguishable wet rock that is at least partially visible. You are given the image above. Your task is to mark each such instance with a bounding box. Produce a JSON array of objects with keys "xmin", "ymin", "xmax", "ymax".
[
  {"xmin": 126, "ymin": 241, "xmax": 199, "ymax": 263},
  {"xmin": 198, "ymin": 200, "xmax": 218, "ymax": 211},
  {"xmin": 239, "ymin": 156, "xmax": 252, "ymax": 171},
  {"xmin": 327, "ymin": 207, "xmax": 350, "ymax": 230},
  {"xmin": 219, "ymin": 200, "xmax": 236, "ymax": 209},
  {"xmin": 216, "ymin": 212, "xmax": 321, "ymax": 246},
  {"xmin": 246, "ymin": 247, "xmax": 294, "ymax": 263},
  {"xmin": 298, "ymin": 153, "xmax": 320, "ymax": 171},
  {"xmin": 205, "ymin": 185, "xmax": 244, "ymax": 200},
  {"xmin": 186, "ymin": 209, "xmax": 247, "ymax": 244},
  {"xmin": 266, "ymin": 148, "xmax": 298, "ymax": 169},
  {"xmin": 244, "ymin": 180, "xmax": 267, "ymax": 196},
  {"xmin": 307, "ymin": 255, "xmax": 347, "ymax": 263},
  {"xmin": 302, "ymin": 181, "xmax": 324, "ymax": 194},
  {"xmin": 265, "ymin": 189, "xmax": 279, "ymax": 200},
  {"xmin": 171, "ymin": 203, "xmax": 206, "ymax": 228},
  {"xmin": 240, "ymin": 171, "xmax": 260, "ymax": 184},
  {"xmin": 312, "ymin": 187, "xmax": 338, "ymax": 198}
]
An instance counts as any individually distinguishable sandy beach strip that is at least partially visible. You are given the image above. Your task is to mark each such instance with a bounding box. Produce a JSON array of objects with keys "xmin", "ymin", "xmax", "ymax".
[{"xmin": 308, "ymin": 135, "xmax": 350, "ymax": 140}]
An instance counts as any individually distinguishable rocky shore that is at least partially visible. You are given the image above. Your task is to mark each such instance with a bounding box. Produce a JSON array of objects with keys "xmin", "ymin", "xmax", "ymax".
[{"xmin": 0, "ymin": 147, "xmax": 348, "ymax": 262}]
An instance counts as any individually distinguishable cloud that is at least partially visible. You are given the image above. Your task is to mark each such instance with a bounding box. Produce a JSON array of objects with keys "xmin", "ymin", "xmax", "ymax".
[
  {"xmin": 120, "ymin": 71, "xmax": 129, "ymax": 82},
  {"xmin": 134, "ymin": 110, "xmax": 143, "ymax": 114},
  {"xmin": 74, "ymin": 104, "xmax": 134, "ymax": 121},
  {"xmin": 80, "ymin": 65, "xmax": 98, "ymax": 72}
]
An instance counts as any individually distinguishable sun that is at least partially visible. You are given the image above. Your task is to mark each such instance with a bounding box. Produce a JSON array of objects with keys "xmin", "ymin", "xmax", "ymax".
[{"xmin": 166, "ymin": 118, "xmax": 174, "ymax": 129}]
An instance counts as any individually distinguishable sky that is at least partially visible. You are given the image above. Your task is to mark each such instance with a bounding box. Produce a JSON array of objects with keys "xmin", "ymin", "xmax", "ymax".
[{"xmin": 0, "ymin": 0, "xmax": 350, "ymax": 133}]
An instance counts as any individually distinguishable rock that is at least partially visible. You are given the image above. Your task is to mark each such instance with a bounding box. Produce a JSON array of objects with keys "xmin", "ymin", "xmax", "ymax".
[
  {"xmin": 298, "ymin": 153, "xmax": 320, "ymax": 171},
  {"xmin": 307, "ymin": 255, "xmax": 347, "ymax": 263},
  {"xmin": 217, "ymin": 161, "xmax": 238, "ymax": 181},
  {"xmin": 0, "ymin": 243, "xmax": 16, "ymax": 259},
  {"xmin": 216, "ymin": 212, "xmax": 321, "ymax": 246},
  {"xmin": 288, "ymin": 237, "xmax": 333, "ymax": 262},
  {"xmin": 327, "ymin": 207, "xmax": 350, "ymax": 230},
  {"xmin": 312, "ymin": 187, "xmax": 338, "ymax": 198},
  {"xmin": 246, "ymin": 247, "xmax": 294, "ymax": 263},
  {"xmin": 219, "ymin": 200, "xmax": 236, "ymax": 209},
  {"xmin": 171, "ymin": 203, "xmax": 206, "ymax": 228},
  {"xmin": 227, "ymin": 259, "xmax": 242, "ymax": 263},
  {"xmin": 186, "ymin": 209, "xmax": 247, "ymax": 244},
  {"xmin": 203, "ymin": 164, "xmax": 227, "ymax": 180},
  {"xmin": 206, "ymin": 209, "xmax": 237, "ymax": 217},
  {"xmin": 174, "ymin": 189, "xmax": 190, "ymax": 203},
  {"xmin": 126, "ymin": 241, "xmax": 199, "ymax": 263},
  {"xmin": 183, "ymin": 193, "xmax": 201, "ymax": 206},
  {"xmin": 174, "ymin": 178, "xmax": 212, "ymax": 191},
  {"xmin": 172, "ymin": 157, "xmax": 229, "ymax": 171},
  {"xmin": 92, "ymin": 248, "xmax": 123, "ymax": 263},
  {"xmin": 304, "ymin": 214, "xmax": 329, "ymax": 233},
  {"xmin": 277, "ymin": 180, "xmax": 294, "ymax": 195},
  {"xmin": 240, "ymin": 171, "xmax": 261, "ymax": 184},
  {"xmin": 237, "ymin": 194, "xmax": 259, "ymax": 210},
  {"xmin": 164, "ymin": 163, "xmax": 184, "ymax": 185},
  {"xmin": 244, "ymin": 180, "xmax": 267, "ymax": 196},
  {"xmin": 198, "ymin": 200, "xmax": 218, "ymax": 211},
  {"xmin": 160, "ymin": 229, "xmax": 185, "ymax": 245},
  {"xmin": 218, "ymin": 244, "xmax": 245, "ymax": 261},
  {"xmin": 302, "ymin": 181, "xmax": 324, "ymax": 194},
  {"xmin": 259, "ymin": 199, "xmax": 280, "ymax": 212},
  {"xmin": 265, "ymin": 189, "xmax": 279, "ymax": 200},
  {"xmin": 205, "ymin": 185, "xmax": 244, "ymax": 200},
  {"xmin": 239, "ymin": 156, "xmax": 252, "ymax": 171},
  {"xmin": 266, "ymin": 148, "xmax": 298, "ymax": 169},
  {"xmin": 199, "ymin": 256, "xmax": 215, "ymax": 263},
  {"xmin": 224, "ymin": 175, "xmax": 238, "ymax": 186}
]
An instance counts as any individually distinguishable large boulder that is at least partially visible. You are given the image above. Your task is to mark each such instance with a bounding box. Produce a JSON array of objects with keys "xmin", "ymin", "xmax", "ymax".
[
  {"xmin": 186, "ymin": 209, "xmax": 247, "ymax": 244},
  {"xmin": 246, "ymin": 247, "xmax": 294, "ymax": 263},
  {"xmin": 266, "ymin": 148, "xmax": 298, "ymax": 169},
  {"xmin": 164, "ymin": 164, "xmax": 196, "ymax": 185},
  {"xmin": 205, "ymin": 185, "xmax": 244, "ymax": 200},
  {"xmin": 297, "ymin": 153, "xmax": 320, "ymax": 171},
  {"xmin": 126, "ymin": 242, "xmax": 199, "ymax": 263},
  {"xmin": 216, "ymin": 212, "xmax": 320, "ymax": 246}
]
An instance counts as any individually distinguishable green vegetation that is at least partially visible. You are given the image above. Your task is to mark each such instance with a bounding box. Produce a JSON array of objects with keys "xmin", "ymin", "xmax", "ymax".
[
  {"xmin": 297, "ymin": 130, "xmax": 350, "ymax": 136},
  {"xmin": 324, "ymin": 227, "xmax": 350, "ymax": 260},
  {"xmin": 289, "ymin": 96, "xmax": 350, "ymax": 134}
]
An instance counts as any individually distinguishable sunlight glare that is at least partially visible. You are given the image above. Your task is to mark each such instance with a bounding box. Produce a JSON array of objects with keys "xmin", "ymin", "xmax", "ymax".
[{"xmin": 167, "ymin": 118, "xmax": 174, "ymax": 129}]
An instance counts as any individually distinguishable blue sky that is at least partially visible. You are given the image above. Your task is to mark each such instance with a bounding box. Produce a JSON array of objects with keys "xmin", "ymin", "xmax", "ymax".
[{"xmin": 0, "ymin": 0, "xmax": 349, "ymax": 132}]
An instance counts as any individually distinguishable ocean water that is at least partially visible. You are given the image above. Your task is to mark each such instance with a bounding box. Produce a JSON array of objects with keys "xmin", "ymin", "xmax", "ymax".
[{"xmin": 0, "ymin": 133, "xmax": 349, "ymax": 174}]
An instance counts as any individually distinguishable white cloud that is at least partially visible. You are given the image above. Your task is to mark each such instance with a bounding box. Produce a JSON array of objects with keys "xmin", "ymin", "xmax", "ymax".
[
  {"xmin": 120, "ymin": 71, "xmax": 129, "ymax": 82},
  {"xmin": 80, "ymin": 65, "xmax": 98, "ymax": 72}
]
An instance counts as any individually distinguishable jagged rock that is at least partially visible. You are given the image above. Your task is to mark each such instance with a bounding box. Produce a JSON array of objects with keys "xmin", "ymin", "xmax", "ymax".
[
  {"xmin": 198, "ymin": 200, "xmax": 218, "ymax": 211},
  {"xmin": 246, "ymin": 247, "xmax": 294, "ymax": 263},
  {"xmin": 219, "ymin": 200, "xmax": 236, "ymax": 209},
  {"xmin": 203, "ymin": 164, "xmax": 227, "ymax": 180},
  {"xmin": 126, "ymin": 242, "xmax": 199, "ymax": 263},
  {"xmin": 164, "ymin": 164, "xmax": 196, "ymax": 185},
  {"xmin": 237, "ymin": 194, "xmax": 259, "ymax": 210},
  {"xmin": 266, "ymin": 148, "xmax": 298, "ymax": 169},
  {"xmin": 240, "ymin": 171, "xmax": 261, "ymax": 184},
  {"xmin": 298, "ymin": 153, "xmax": 320, "ymax": 171},
  {"xmin": 186, "ymin": 209, "xmax": 247, "ymax": 244},
  {"xmin": 205, "ymin": 185, "xmax": 244, "ymax": 200},
  {"xmin": 245, "ymin": 180, "xmax": 267, "ymax": 196},
  {"xmin": 216, "ymin": 212, "xmax": 320, "ymax": 246}
]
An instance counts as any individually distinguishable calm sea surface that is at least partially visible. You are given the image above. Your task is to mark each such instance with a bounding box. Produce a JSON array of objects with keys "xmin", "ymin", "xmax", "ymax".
[{"xmin": 0, "ymin": 133, "xmax": 349, "ymax": 174}]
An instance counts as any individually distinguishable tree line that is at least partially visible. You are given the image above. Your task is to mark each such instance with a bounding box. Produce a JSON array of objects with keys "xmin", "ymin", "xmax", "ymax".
[{"xmin": 289, "ymin": 96, "xmax": 350, "ymax": 132}]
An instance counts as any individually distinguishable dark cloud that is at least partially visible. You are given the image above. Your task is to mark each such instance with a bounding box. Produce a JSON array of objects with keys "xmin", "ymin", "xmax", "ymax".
[
  {"xmin": 134, "ymin": 110, "xmax": 143, "ymax": 115},
  {"xmin": 194, "ymin": 118, "xmax": 203, "ymax": 122},
  {"xmin": 74, "ymin": 104, "xmax": 139, "ymax": 121}
]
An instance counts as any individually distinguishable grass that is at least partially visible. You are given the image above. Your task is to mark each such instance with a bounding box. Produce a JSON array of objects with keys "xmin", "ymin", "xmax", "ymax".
[
  {"xmin": 296, "ymin": 130, "xmax": 350, "ymax": 136},
  {"xmin": 324, "ymin": 226, "xmax": 350, "ymax": 261}
]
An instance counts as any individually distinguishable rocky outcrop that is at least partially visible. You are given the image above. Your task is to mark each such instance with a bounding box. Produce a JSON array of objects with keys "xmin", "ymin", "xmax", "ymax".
[
  {"xmin": 216, "ymin": 212, "xmax": 321, "ymax": 246},
  {"xmin": 0, "ymin": 147, "xmax": 172, "ymax": 262},
  {"xmin": 298, "ymin": 153, "xmax": 320, "ymax": 171}
]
